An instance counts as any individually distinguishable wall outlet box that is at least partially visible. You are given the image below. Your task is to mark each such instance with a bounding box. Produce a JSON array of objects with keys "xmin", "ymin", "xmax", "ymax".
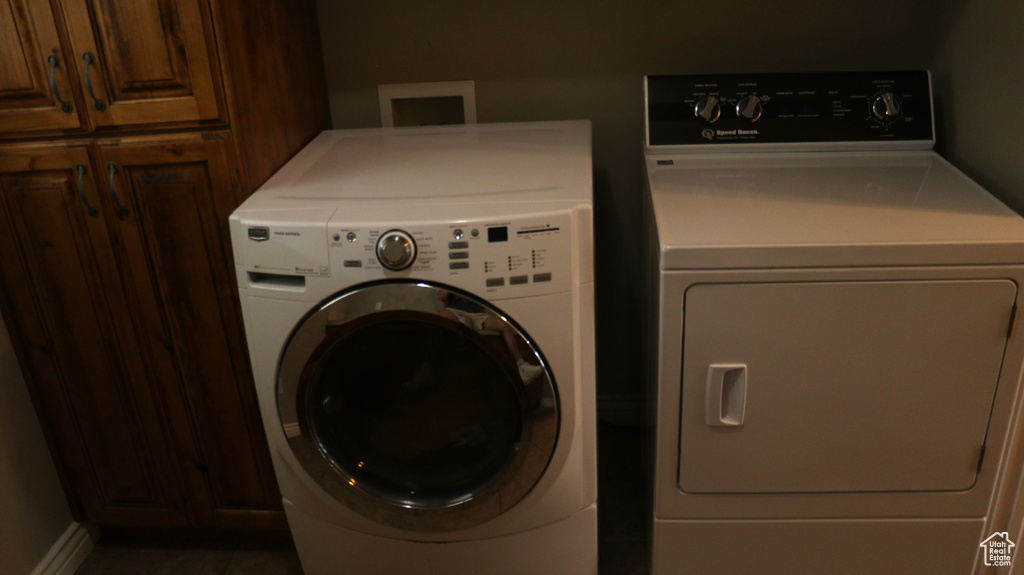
[{"xmin": 378, "ymin": 81, "xmax": 477, "ymax": 127}]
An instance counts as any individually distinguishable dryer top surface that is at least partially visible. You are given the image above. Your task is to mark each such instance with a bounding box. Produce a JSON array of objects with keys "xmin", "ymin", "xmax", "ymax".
[
  {"xmin": 647, "ymin": 150, "xmax": 1024, "ymax": 269},
  {"xmin": 237, "ymin": 121, "xmax": 592, "ymax": 216}
]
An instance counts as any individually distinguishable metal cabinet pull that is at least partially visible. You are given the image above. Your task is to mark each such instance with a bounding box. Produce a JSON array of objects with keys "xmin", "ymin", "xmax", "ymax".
[
  {"xmin": 107, "ymin": 163, "xmax": 130, "ymax": 219},
  {"xmin": 46, "ymin": 55, "xmax": 73, "ymax": 113},
  {"xmin": 82, "ymin": 52, "xmax": 107, "ymax": 111},
  {"xmin": 76, "ymin": 164, "xmax": 99, "ymax": 217}
]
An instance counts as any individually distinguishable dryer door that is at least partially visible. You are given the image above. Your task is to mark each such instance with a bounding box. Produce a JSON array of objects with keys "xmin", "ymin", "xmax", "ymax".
[{"xmin": 277, "ymin": 281, "xmax": 558, "ymax": 531}]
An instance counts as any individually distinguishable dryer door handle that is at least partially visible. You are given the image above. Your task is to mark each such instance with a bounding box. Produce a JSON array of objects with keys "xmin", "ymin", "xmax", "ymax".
[{"xmin": 706, "ymin": 364, "xmax": 747, "ymax": 427}]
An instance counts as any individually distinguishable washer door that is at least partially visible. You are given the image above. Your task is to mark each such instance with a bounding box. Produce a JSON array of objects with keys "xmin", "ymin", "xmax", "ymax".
[{"xmin": 277, "ymin": 281, "xmax": 558, "ymax": 531}]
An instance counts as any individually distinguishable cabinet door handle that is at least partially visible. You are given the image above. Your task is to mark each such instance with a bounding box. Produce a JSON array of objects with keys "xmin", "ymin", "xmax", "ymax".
[
  {"xmin": 76, "ymin": 164, "xmax": 99, "ymax": 217},
  {"xmin": 82, "ymin": 52, "xmax": 107, "ymax": 111},
  {"xmin": 107, "ymin": 163, "xmax": 130, "ymax": 219},
  {"xmin": 46, "ymin": 55, "xmax": 73, "ymax": 113}
]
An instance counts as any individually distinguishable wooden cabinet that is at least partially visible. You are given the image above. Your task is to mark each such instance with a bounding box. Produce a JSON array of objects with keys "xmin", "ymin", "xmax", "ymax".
[
  {"xmin": 0, "ymin": 0, "xmax": 83, "ymax": 133},
  {"xmin": 0, "ymin": 0, "xmax": 222, "ymax": 136},
  {"xmin": 0, "ymin": 143, "xmax": 190, "ymax": 527},
  {"xmin": 98, "ymin": 134, "xmax": 282, "ymax": 529},
  {"xmin": 0, "ymin": 0, "xmax": 330, "ymax": 530},
  {"xmin": 60, "ymin": 0, "xmax": 223, "ymax": 128}
]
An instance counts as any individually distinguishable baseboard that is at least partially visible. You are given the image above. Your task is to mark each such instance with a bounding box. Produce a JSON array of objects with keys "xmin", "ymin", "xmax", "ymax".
[{"xmin": 31, "ymin": 522, "xmax": 98, "ymax": 575}]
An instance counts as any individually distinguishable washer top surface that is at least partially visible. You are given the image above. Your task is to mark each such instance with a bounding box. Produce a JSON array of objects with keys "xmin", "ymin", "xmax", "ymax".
[
  {"xmin": 239, "ymin": 121, "xmax": 591, "ymax": 213},
  {"xmin": 648, "ymin": 150, "xmax": 1024, "ymax": 270}
]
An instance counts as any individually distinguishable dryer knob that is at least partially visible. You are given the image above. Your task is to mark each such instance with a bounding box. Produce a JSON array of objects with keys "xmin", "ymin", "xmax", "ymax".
[
  {"xmin": 694, "ymin": 96, "xmax": 722, "ymax": 123},
  {"xmin": 376, "ymin": 230, "xmax": 417, "ymax": 270},
  {"xmin": 736, "ymin": 95, "xmax": 763, "ymax": 122},
  {"xmin": 871, "ymin": 91, "xmax": 901, "ymax": 121}
]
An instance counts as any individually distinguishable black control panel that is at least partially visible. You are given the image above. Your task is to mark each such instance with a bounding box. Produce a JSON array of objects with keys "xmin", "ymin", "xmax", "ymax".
[{"xmin": 645, "ymin": 71, "xmax": 933, "ymax": 147}]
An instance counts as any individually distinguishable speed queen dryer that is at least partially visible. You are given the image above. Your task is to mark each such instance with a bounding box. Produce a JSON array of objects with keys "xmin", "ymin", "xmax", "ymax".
[
  {"xmin": 645, "ymin": 72, "xmax": 1024, "ymax": 574},
  {"xmin": 229, "ymin": 121, "xmax": 596, "ymax": 574}
]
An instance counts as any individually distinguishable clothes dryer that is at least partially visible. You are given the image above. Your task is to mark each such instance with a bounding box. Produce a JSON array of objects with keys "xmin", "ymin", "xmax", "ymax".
[
  {"xmin": 230, "ymin": 121, "xmax": 596, "ymax": 574},
  {"xmin": 644, "ymin": 72, "xmax": 1024, "ymax": 575}
]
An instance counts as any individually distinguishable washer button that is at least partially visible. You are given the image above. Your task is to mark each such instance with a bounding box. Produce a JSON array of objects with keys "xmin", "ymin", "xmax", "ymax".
[
  {"xmin": 510, "ymin": 275, "xmax": 529, "ymax": 285},
  {"xmin": 449, "ymin": 262, "xmax": 469, "ymax": 270},
  {"xmin": 486, "ymin": 277, "xmax": 505, "ymax": 287},
  {"xmin": 449, "ymin": 241, "xmax": 469, "ymax": 250},
  {"xmin": 449, "ymin": 251, "xmax": 469, "ymax": 260},
  {"xmin": 533, "ymin": 272, "xmax": 552, "ymax": 283}
]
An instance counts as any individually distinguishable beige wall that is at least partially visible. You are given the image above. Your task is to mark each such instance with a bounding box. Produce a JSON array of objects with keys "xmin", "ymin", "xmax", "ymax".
[
  {"xmin": 0, "ymin": 313, "xmax": 73, "ymax": 575},
  {"xmin": 315, "ymin": 0, "xmax": 1000, "ymax": 400}
]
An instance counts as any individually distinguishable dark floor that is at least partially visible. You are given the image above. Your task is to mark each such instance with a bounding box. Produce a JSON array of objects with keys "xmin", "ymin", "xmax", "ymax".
[
  {"xmin": 74, "ymin": 420, "xmax": 648, "ymax": 574},
  {"xmin": 74, "ymin": 535, "xmax": 302, "ymax": 575},
  {"xmin": 596, "ymin": 418, "xmax": 649, "ymax": 575}
]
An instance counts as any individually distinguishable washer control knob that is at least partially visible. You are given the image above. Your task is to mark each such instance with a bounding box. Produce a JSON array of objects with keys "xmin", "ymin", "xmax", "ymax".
[
  {"xmin": 376, "ymin": 230, "xmax": 416, "ymax": 270},
  {"xmin": 871, "ymin": 91, "xmax": 901, "ymax": 121},
  {"xmin": 694, "ymin": 96, "xmax": 722, "ymax": 123},
  {"xmin": 736, "ymin": 95, "xmax": 763, "ymax": 122}
]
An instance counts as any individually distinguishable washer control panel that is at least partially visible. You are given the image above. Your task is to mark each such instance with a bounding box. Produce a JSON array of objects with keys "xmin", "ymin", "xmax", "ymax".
[
  {"xmin": 328, "ymin": 212, "xmax": 574, "ymax": 297},
  {"xmin": 646, "ymin": 70, "xmax": 933, "ymax": 148}
]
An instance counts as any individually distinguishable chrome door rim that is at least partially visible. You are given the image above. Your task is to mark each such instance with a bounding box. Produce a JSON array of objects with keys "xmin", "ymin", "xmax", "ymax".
[{"xmin": 277, "ymin": 281, "xmax": 559, "ymax": 531}]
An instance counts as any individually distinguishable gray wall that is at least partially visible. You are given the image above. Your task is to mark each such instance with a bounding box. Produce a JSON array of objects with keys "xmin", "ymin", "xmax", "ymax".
[
  {"xmin": 0, "ymin": 313, "xmax": 73, "ymax": 575},
  {"xmin": 931, "ymin": 0, "xmax": 1024, "ymax": 213},
  {"xmin": 315, "ymin": 0, "xmax": 1009, "ymax": 403}
]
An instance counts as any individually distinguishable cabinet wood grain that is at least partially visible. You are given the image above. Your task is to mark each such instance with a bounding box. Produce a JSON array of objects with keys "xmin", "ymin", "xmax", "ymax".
[
  {"xmin": 0, "ymin": 0, "xmax": 84, "ymax": 134},
  {"xmin": 0, "ymin": 0, "xmax": 329, "ymax": 530},
  {"xmin": 97, "ymin": 134, "xmax": 282, "ymax": 528},
  {"xmin": 61, "ymin": 0, "xmax": 224, "ymax": 128},
  {"xmin": 0, "ymin": 144, "xmax": 189, "ymax": 525}
]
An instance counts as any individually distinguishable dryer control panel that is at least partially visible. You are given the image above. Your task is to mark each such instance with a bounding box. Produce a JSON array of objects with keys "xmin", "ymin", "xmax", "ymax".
[
  {"xmin": 646, "ymin": 70, "xmax": 934, "ymax": 150},
  {"xmin": 327, "ymin": 211, "xmax": 575, "ymax": 298}
]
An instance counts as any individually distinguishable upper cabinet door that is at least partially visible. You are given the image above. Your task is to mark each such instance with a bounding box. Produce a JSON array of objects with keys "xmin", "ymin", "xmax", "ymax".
[
  {"xmin": 0, "ymin": 0, "xmax": 84, "ymax": 134},
  {"xmin": 60, "ymin": 0, "xmax": 223, "ymax": 129}
]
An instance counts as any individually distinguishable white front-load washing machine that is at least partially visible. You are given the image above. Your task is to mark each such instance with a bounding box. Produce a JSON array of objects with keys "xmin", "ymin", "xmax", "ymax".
[
  {"xmin": 645, "ymin": 72, "xmax": 1024, "ymax": 574},
  {"xmin": 229, "ymin": 121, "xmax": 596, "ymax": 574}
]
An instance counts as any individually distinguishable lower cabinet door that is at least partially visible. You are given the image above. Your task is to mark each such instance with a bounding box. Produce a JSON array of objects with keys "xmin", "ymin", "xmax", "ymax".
[
  {"xmin": 0, "ymin": 136, "xmax": 284, "ymax": 529},
  {"xmin": 97, "ymin": 132, "xmax": 284, "ymax": 529},
  {"xmin": 0, "ymin": 142, "xmax": 190, "ymax": 526}
]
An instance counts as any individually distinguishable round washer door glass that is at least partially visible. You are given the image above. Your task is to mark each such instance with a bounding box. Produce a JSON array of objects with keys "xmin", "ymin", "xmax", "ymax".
[{"xmin": 277, "ymin": 281, "xmax": 558, "ymax": 531}]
